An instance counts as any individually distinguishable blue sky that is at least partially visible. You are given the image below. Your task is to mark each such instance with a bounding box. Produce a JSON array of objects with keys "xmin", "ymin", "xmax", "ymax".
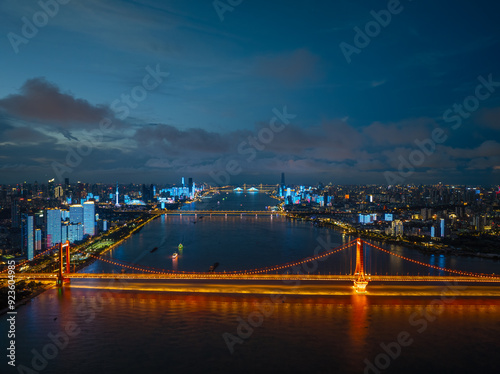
[{"xmin": 0, "ymin": 0, "xmax": 499, "ymax": 185}]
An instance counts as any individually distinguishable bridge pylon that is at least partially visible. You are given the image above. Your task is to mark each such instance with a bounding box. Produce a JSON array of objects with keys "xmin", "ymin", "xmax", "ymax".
[
  {"xmin": 57, "ymin": 240, "xmax": 71, "ymax": 287},
  {"xmin": 353, "ymin": 238, "xmax": 368, "ymax": 293}
]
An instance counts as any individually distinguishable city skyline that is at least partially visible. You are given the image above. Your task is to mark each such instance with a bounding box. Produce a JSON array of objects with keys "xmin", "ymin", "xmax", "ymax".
[
  {"xmin": 2, "ymin": 2, "xmax": 500, "ymax": 374},
  {"xmin": 0, "ymin": 0, "xmax": 499, "ymax": 185}
]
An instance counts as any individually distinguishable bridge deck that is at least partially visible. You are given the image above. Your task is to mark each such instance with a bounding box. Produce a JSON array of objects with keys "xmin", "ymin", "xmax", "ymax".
[
  {"xmin": 161, "ymin": 210, "xmax": 279, "ymax": 215},
  {"xmin": 3, "ymin": 273, "xmax": 500, "ymax": 283}
]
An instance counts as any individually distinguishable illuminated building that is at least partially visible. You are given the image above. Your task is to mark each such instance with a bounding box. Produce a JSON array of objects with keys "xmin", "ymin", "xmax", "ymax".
[
  {"xmin": 83, "ymin": 201, "xmax": 95, "ymax": 236},
  {"xmin": 35, "ymin": 229, "xmax": 42, "ymax": 251},
  {"xmin": 391, "ymin": 220, "xmax": 404, "ymax": 236},
  {"xmin": 68, "ymin": 223, "xmax": 84, "ymax": 242},
  {"xmin": 48, "ymin": 178, "xmax": 55, "ymax": 198},
  {"xmin": 46, "ymin": 209, "xmax": 62, "ymax": 247},
  {"xmin": 70, "ymin": 204, "xmax": 84, "ymax": 225},
  {"xmin": 21, "ymin": 214, "xmax": 34, "ymax": 259},
  {"xmin": 27, "ymin": 215, "xmax": 34, "ymax": 260},
  {"xmin": 55, "ymin": 185, "xmax": 64, "ymax": 199}
]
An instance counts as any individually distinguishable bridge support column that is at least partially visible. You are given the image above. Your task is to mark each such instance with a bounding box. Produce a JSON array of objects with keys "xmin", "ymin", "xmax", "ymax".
[
  {"xmin": 353, "ymin": 238, "xmax": 368, "ymax": 293},
  {"xmin": 57, "ymin": 241, "xmax": 71, "ymax": 287}
]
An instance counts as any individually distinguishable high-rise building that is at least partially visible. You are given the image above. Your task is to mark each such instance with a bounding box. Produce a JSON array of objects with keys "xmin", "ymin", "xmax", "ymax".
[
  {"xmin": 48, "ymin": 178, "xmax": 55, "ymax": 198},
  {"xmin": 440, "ymin": 219, "xmax": 445, "ymax": 238},
  {"xmin": 83, "ymin": 201, "xmax": 95, "ymax": 236},
  {"xmin": 391, "ymin": 220, "xmax": 404, "ymax": 236},
  {"xmin": 115, "ymin": 182, "xmax": 119, "ymax": 206},
  {"xmin": 21, "ymin": 213, "xmax": 28, "ymax": 253},
  {"xmin": 61, "ymin": 210, "xmax": 70, "ymax": 221},
  {"xmin": 27, "ymin": 215, "xmax": 34, "ymax": 260},
  {"xmin": 55, "ymin": 186, "xmax": 64, "ymax": 199},
  {"xmin": 68, "ymin": 223, "xmax": 84, "ymax": 243},
  {"xmin": 188, "ymin": 178, "xmax": 193, "ymax": 193},
  {"xmin": 69, "ymin": 205, "xmax": 84, "ymax": 225},
  {"xmin": 46, "ymin": 209, "xmax": 61, "ymax": 248},
  {"xmin": 142, "ymin": 184, "xmax": 150, "ymax": 203},
  {"xmin": 99, "ymin": 219, "xmax": 108, "ymax": 232},
  {"xmin": 61, "ymin": 223, "xmax": 68, "ymax": 243},
  {"xmin": 11, "ymin": 199, "xmax": 20, "ymax": 228},
  {"xmin": 35, "ymin": 229, "xmax": 42, "ymax": 251}
]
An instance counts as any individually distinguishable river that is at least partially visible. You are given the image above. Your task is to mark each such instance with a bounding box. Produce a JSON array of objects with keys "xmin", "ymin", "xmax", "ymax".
[{"xmin": 2, "ymin": 192, "xmax": 499, "ymax": 373}]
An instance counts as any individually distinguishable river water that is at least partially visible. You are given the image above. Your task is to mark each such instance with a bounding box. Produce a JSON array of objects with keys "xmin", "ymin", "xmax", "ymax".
[{"xmin": 2, "ymin": 192, "xmax": 499, "ymax": 374}]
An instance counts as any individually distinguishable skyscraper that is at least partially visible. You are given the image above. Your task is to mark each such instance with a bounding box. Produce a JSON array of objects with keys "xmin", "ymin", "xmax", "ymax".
[
  {"xmin": 391, "ymin": 220, "xmax": 404, "ymax": 236},
  {"xmin": 27, "ymin": 215, "xmax": 34, "ymax": 260},
  {"xmin": 68, "ymin": 223, "xmax": 84, "ymax": 242},
  {"xmin": 70, "ymin": 205, "xmax": 84, "ymax": 225},
  {"xmin": 46, "ymin": 209, "xmax": 61, "ymax": 248},
  {"xmin": 48, "ymin": 178, "xmax": 55, "ymax": 198},
  {"xmin": 115, "ymin": 182, "xmax": 119, "ymax": 206},
  {"xmin": 11, "ymin": 199, "xmax": 20, "ymax": 228},
  {"xmin": 35, "ymin": 229, "xmax": 42, "ymax": 252},
  {"xmin": 83, "ymin": 201, "xmax": 95, "ymax": 236}
]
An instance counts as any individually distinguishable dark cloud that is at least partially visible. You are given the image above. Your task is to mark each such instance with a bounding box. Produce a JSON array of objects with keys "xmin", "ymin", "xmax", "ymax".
[
  {"xmin": 444, "ymin": 140, "xmax": 500, "ymax": 159},
  {"xmin": 134, "ymin": 123, "xmax": 247, "ymax": 156},
  {"xmin": 362, "ymin": 118, "xmax": 436, "ymax": 146},
  {"xmin": 0, "ymin": 78, "xmax": 114, "ymax": 128}
]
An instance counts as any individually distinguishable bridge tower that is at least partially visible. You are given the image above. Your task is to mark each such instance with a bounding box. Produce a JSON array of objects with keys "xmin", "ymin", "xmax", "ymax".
[
  {"xmin": 57, "ymin": 240, "xmax": 71, "ymax": 287},
  {"xmin": 353, "ymin": 238, "xmax": 368, "ymax": 293}
]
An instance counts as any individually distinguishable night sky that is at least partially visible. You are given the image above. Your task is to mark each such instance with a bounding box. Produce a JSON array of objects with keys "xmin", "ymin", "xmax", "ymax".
[{"xmin": 1, "ymin": 0, "xmax": 499, "ymax": 185}]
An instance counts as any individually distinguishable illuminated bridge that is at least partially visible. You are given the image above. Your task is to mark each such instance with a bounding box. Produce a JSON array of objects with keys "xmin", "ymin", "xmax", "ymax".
[
  {"xmin": 2, "ymin": 239, "xmax": 499, "ymax": 294},
  {"xmin": 161, "ymin": 210, "xmax": 279, "ymax": 215},
  {"xmin": 210, "ymin": 184, "xmax": 278, "ymax": 193}
]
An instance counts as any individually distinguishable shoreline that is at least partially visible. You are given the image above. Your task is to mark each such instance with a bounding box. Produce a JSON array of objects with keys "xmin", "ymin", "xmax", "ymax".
[
  {"xmin": 0, "ymin": 282, "xmax": 54, "ymax": 316},
  {"xmin": 0, "ymin": 214, "xmax": 161, "ymax": 316},
  {"xmin": 286, "ymin": 214, "xmax": 500, "ymax": 261}
]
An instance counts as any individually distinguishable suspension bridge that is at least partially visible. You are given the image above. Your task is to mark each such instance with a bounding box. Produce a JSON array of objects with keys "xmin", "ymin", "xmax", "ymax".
[{"xmin": 2, "ymin": 238, "xmax": 499, "ymax": 294}]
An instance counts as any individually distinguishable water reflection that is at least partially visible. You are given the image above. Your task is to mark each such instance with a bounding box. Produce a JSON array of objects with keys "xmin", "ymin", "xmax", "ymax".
[{"xmin": 5, "ymin": 287, "xmax": 499, "ymax": 374}]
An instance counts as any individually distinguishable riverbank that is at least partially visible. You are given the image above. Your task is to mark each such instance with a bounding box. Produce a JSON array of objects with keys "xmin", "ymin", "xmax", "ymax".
[
  {"xmin": 286, "ymin": 214, "xmax": 500, "ymax": 261},
  {"xmin": 0, "ymin": 281, "xmax": 53, "ymax": 316},
  {"xmin": 98, "ymin": 213, "xmax": 160, "ymax": 257},
  {"xmin": 0, "ymin": 214, "xmax": 161, "ymax": 315}
]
